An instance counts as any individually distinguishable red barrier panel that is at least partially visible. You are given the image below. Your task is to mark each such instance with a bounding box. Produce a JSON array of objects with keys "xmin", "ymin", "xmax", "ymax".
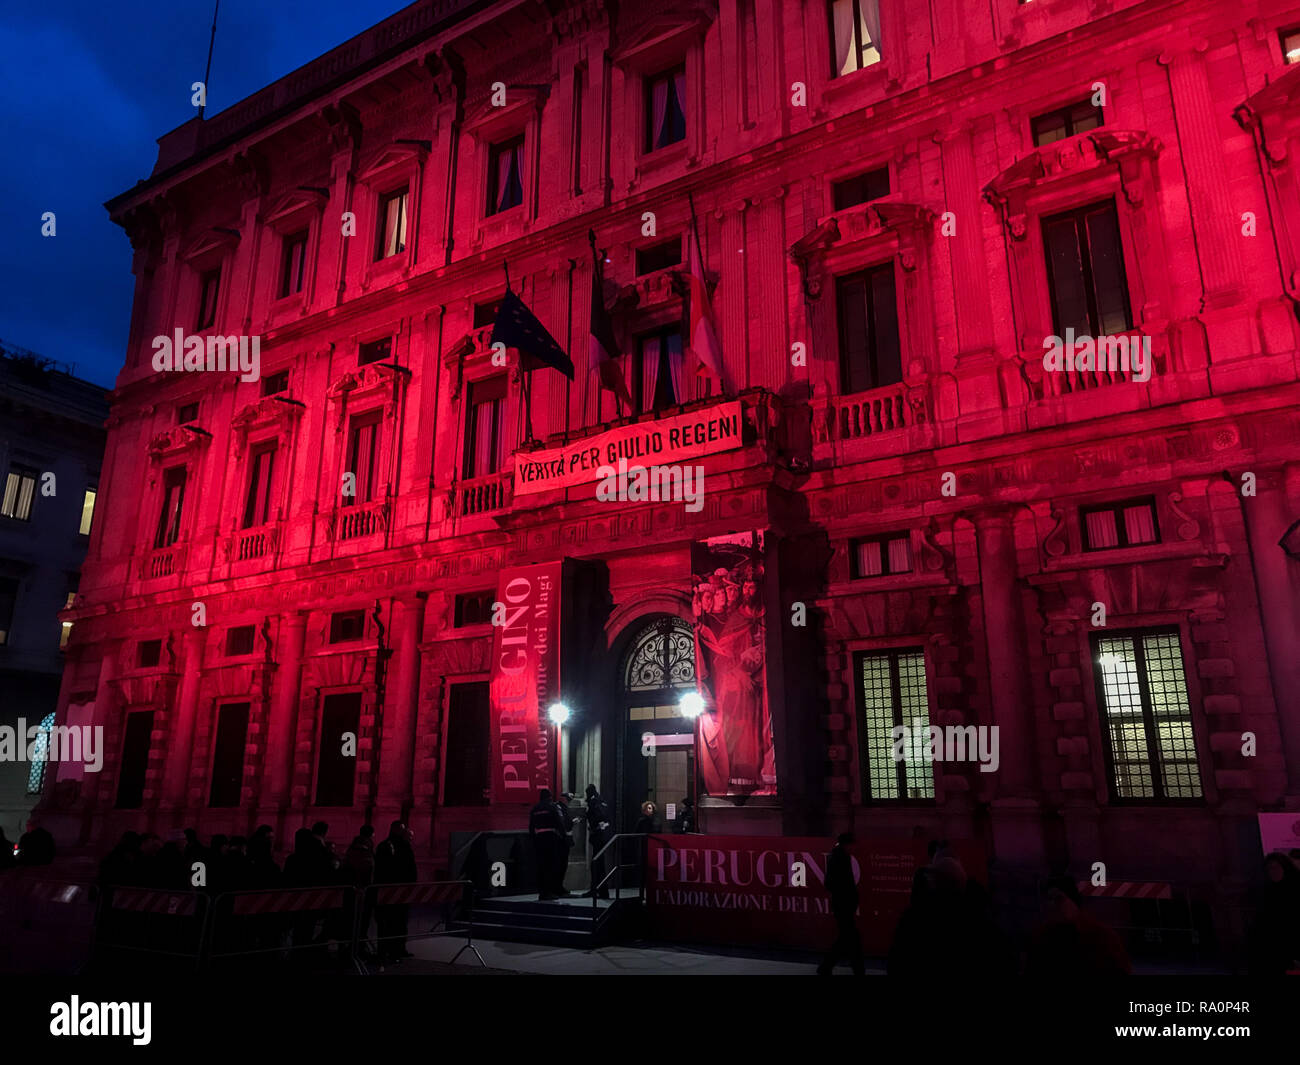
[
  {"xmin": 372, "ymin": 882, "xmax": 464, "ymax": 906},
  {"xmin": 1078, "ymin": 881, "xmax": 1172, "ymax": 899},
  {"xmin": 110, "ymin": 889, "xmax": 199, "ymax": 916},
  {"xmin": 231, "ymin": 888, "xmax": 347, "ymax": 915}
]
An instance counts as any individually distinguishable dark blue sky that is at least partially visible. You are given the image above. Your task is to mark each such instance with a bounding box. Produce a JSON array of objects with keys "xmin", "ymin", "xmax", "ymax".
[{"xmin": 0, "ymin": 1, "xmax": 404, "ymax": 388}]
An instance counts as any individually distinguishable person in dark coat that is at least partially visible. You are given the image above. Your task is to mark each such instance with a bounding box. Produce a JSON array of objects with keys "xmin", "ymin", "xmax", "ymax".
[
  {"xmin": 1248, "ymin": 852, "xmax": 1300, "ymax": 975},
  {"xmin": 374, "ymin": 821, "xmax": 417, "ymax": 961},
  {"xmin": 584, "ymin": 785, "xmax": 612, "ymax": 899},
  {"xmin": 554, "ymin": 793, "xmax": 576, "ymax": 897},
  {"xmin": 345, "ymin": 826, "xmax": 378, "ymax": 957},
  {"xmin": 529, "ymin": 789, "xmax": 565, "ymax": 901},
  {"xmin": 888, "ymin": 855, "xmax": 1013, "ymax": 977},
  {"xmin": 676, "ymin": 797, "xmax": 696, "ymax": 834},
  {"xmin": 1027, "ymin": 874, "xmax": 1131, "ymax": 977},
  {"xmin": 817, "ymin": 833, "xmax": 865, "ymax": 975}
]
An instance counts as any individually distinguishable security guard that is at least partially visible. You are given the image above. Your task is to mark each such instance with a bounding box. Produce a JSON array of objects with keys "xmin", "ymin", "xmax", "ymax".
[{"xmin": 528, "ymin": 788, "xmax": 564, "ymax": 900}]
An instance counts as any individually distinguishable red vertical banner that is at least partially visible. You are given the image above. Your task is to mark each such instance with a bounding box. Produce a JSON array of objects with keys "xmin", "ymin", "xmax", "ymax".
[
  {"xmin": 691, "ymin": 530, "xmax": 777, "ymax": 795},
  {"xmin": 489, "ymin": 561, "xmax": 563, "ymax": 803}
]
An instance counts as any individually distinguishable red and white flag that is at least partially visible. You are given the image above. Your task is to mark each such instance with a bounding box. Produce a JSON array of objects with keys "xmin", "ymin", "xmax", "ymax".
[
  {"xmin": 685, "ymin": 227, "xmax": 724, "ymax": 384},
  {"xmin": 589, "ymin": 236, "xmax": 633, "ymax": 411}
]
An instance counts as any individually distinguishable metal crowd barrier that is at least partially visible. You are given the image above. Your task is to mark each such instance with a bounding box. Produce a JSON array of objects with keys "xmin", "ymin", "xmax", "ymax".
[
  {"xmin": 358, "ymin": 879, "xmax": 482, "ymax": 970},
  {"xmin": 93, "ymin": 885, "xmax": 211, "ymax": 973},
  {"xmin": 206, "ymin": 885, "xmax": 358, "ymax": 971}
]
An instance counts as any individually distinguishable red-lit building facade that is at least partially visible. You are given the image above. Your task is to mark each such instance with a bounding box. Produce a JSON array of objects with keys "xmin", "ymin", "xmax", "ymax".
[{"xmin": 37, "ymin": 0, "xmax": 1300, "ymax": 947}]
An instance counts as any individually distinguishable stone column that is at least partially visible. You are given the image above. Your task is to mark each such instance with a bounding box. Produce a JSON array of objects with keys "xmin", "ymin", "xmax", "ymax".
[
  {"xmin": 376, "ymin": 594, "xmax": 424, "ymax": 826},
  {"xmin": 258, "ymin": 611, "xmax": 309, "ymax": 829},
  {"xmin": 160, "ymin": 626, "xmax": 207, "ymax": 820}
]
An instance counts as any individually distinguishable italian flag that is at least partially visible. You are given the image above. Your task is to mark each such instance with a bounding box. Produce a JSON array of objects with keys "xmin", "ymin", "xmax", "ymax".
[{"xmin": 686, "ymin": 227, "xmax": 725, "ymax": 384}]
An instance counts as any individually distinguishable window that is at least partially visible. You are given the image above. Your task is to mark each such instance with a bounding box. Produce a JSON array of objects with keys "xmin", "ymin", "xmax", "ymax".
[
  {"xmin": 225, "ymin": 625, "xmax": 256, "ymax": 657},
  {"xmin": 443, "ymin": 682, "xmax": 490, "ymax": 805},
  {"xmin": 0, "ymin": 577, "xmax": 16, "ymax": 645},
  {"xmin": 1093, "ymin": 631, "xmax": 1202, "ymax": 801},
  {"xmin": 1, "ymin": 465, "xmax": 37, "ymax": 521},
  {"xmin": 832, "ymin": 167, "xmax": 890, "ymax": 212},
  {"xmin": 137, "ymin": 638, "xmax": 163, "ymax": 668},
  {"xmin": 209, "ymin": 702, "xmax": 250, "ymax": 807},
  {"xmin": 177, "ymin": 402, "xmax": 199, "ymax": 425},
  {"xmin": 645, "ymin": 66, "xmax": 687, "ymax": 152},
  {"xmin": 79, "ymin": 488, "xmax": 96, "ymax": 536},
  {"xmin": 26, "ymin": 712, "xmax": 55, "ymax": 794},
  {"xmin": 1280, "ymin": 27, "xmax": 1300, "ymax": 64},
  {"xmin": 59, "ymin": 586, "xmax": 76, "ymax": 649},
  {"xmin": 488, "ymin": 137, "xmax": 524, "ymax": 215},
  {"xmin": 344, "ymin": 414, "xmax": 380, "ymax": 505},
  {"xmin": 1081, "ymin": 498, "xmax": 1158, "ymax": 551},
  {"xmin": 454, "ymin": 591, "xmax": 495, "ymax": 628},
  {"xmin": 279, "ymin": 230, "xmax": 308, "ymax": 297},
  {"xmin": 242, "ymin": 444, "xmax": 277, "ymax": 528},
  {"xmin": 196, "ymin": 270, "xmax": 220, "ymax": 330},
  {"xmin": 473, "ymin": 300, "xmax": 503, "ymax": 329},
  {"xmin": 154, "ymin": 466, "xmax": 187, "ymax": 548},
  {"xmin": 1031, "ymin": 99, "xmax": 1103, "ymax": 147},
  {"xmin": 261, "ymin": 370, "xmax": 289, "ymax": 396},
  {"xmin": 856, "ymin": 649, "xmax": 934, "ymax": 801},
  {"xmin": 851, "ymin": 533, "xmax": 912, "ymax": 577},
  {"xmin": 315, "ymin": 692, "xmax": 362, "ymax": 806},
  {"xmin": 635, "ymin": 328, "xmax": 683, "ymax": 413},
  {"xmin": 829, "ymin": 0, "xmax": 881, "ymax": 77},
  {"xmin": 375, "ymin": 188, "xmax": 408, "ymax": 260},
  {"xmin": 329, "ymin": 610, "xmax": 366, "ymax": 644},
  {"xmin": 1042, "ymin": 199, "xmax": 1132, "ymax": 337},
  {"xmin": 358, "ymin": 337, "xmax": 392, "ymax": 366},
  {"xmin": 464, "ymin": 377, "xmax": 506, "ymax": 479},
  {"xmin": 836, "ymin": 264, "xmax": 901, "ymax": 394},
  {"xmin": 635, "ymin": 238, "xmax": 682, "ymax": 276},
  {"xmin": 115, "ymin": 710, "xmax": 154, "ymax": 809}
]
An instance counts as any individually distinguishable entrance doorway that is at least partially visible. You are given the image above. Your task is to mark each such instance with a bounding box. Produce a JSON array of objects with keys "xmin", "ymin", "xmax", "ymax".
[{"xmin": 618, "ymin": 617, "xmax": 697, "ymax": 833}]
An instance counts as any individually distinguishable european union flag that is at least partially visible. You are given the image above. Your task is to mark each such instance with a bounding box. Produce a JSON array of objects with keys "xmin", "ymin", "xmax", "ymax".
[{"xmin": 491, "ymin": 289, "xmax": 575, "ymax": 380}]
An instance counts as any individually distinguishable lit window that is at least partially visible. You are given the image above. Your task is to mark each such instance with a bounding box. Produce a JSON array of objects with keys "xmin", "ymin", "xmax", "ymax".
[
  {"xmin": 851, "ymin": 533, "xmax": 912, "ymax": 577},
  {"xmin": 829, "ymin": 0, "xmax": 881, "ymax": 77},
  {"xmin": 375, "ymin": 188, "xmax": 408, "ymax": 260},
  {"xmin": 1281, "ymin": 27, "xmax": 1300, "ymax": 64},
  {"xmin": 1082, "ymin": 498, "xmax": 1158, "ymax": 551},
  {"xmin": 26, "ymin": 712, "xmax": 56, "ymax": 794},
  {"xmin": 1, "ymin": 465, "xmax": 38, "ymax": 521},
  {"xmin": 1093, "ymin": 631, "xmax": 1202, "ymax": 801},
  {"xmin": 60, "ymin": 589, "xmax": 76, "ymax": 649},
  {"xmin": 488, "ymin": 137, "xmax": 524, "ymax": 215},
  {"xmin": 280, "ymin": 230, "xmax": 308, "ymax": 297},
  {"xmin": 856, "ymin": 649, "xmax": 933, "ymax": 801},
  {"xmin": 196, "ymin": 270, "xmax": 220, "ymax": 330},
  {"xmin": 645, "ymin": 66, "xmax": 687, "ymax": 152},
  {"xmin": 1031, "ymin": 99, "xmax": 1103, "ymax": 147},
  {"xmin": 79, "ymin": 488, "xmax": 96, "ymax": 536}
]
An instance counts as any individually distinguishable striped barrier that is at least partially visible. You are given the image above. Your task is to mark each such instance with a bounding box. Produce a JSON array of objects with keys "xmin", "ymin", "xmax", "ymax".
[
  {"xmin": 110, "ymin": 888, "xmax": 200, "ymax": 915},
  {"xmin": 1077, "ymin": 881, "xmax": 1173, "ymax": 900},
  {"xmin": 231, "ymin": 887, "xmax": 347, "ymax": 915},
  {"xmin": 371, "ymin": 882, "xmax": 466, "ymax": 906}
]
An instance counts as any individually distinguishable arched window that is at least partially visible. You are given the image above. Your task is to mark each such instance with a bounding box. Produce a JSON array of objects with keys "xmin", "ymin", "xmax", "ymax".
[
  {"xmin": 26, "ymin": 711, "xmax": 55, "ymax": 794},
  {"xmin": 623, "ymin": 617, "xmax": 695, "ymax": 692}
]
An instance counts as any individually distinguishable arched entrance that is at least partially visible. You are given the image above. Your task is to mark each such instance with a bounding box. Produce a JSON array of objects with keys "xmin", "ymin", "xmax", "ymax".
[{"xmin": 617, "ymin": 615, "xmax": 697, "ymax": 833}]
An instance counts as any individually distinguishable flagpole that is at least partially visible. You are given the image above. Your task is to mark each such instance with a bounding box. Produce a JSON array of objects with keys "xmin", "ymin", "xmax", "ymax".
[
  {"xmin": 590, "ymin": 229, "xmax": 619, "ymax": 420},
  {"xmin": 199, "ymin": 0, "xmax": 220, "ymax": 120}
]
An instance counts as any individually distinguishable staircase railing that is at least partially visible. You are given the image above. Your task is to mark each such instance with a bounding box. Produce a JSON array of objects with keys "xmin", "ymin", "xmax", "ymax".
[{"xmin": 589, "ymin": 833, "xmax": 650, "ymax": 917}]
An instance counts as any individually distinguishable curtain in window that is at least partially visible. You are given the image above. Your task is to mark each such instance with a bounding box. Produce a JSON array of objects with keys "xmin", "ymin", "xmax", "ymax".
[
  {"xmin": 641, "ymin": 336, "xmax": 661, "ymax": 413},
  {"xmin": 666, "ymin": 332, "xmax": 686, "ymax": 404},
  {"xmin": 857, "ymin": 541, "xmax": 883, "ymax": 576},
  {"xmin": 496, "ymin": 144, "xmax": 523, "ymax": 213},
  {"xmin": 348, "ymin": 422, "xmax": 377, "ymax": 503},
  {"xmin": 382, "ymin": 195, "xmax": 406, "ymax": 257},
  {"xmin": 832, "ymin": 0, "xmax": 856, "ymax": 76},
  {"xmin": 651, "ymin": 78, "xmax": 669, "ymax": 148},
  {"xmin": 471, "ymin": 399, "xmax": 500, "ymax": 478},
  {"xmin": 888, "ymin": 537, "xmax": 911, "ymax": 573},
  {"xmin": 1123, "ymin": 504, "xmax": 1155, "ymax": 544},
  {"xmin": 860, "ymin": 0, "xmax": 881, "ymax": 57},
  {"xmin": 1086, "ymin": 510, "xmax": 1119, "ymax": 549}
]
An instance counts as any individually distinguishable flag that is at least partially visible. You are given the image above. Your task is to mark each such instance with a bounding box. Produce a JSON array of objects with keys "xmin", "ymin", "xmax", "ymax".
[
  {"xmin": 685, "ymin": 227, "xmax": 724, "ymax": 384},
  {"xmin": 491, "ymin": 289, "xmax": 575, "ymax": 379},
  {"xmin": 589, "ymin": 240, "xmax": 633, "ymax": 410}
]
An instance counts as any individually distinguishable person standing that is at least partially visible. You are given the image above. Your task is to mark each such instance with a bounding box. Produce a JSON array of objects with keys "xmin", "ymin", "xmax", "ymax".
[
  {"xmin": 676, "ymin": 797, "xmax": 696, "ymax": 834},
  {"xmin": 554, "ymin": 792, "xmax": 576, "ymax": 897},
  {"xmin": 374, "ymin": 821, "xmax": 417, "ymax": 961},
  {"xmin": 817, "ymin": 833, "xmax": 865, "ymax": 976},
  {"xmin": 584, "ymin": 784, "xmax": 612, "ymax": 899},
  {"xmin": 529, "ymin": 789, "xmax": 564, "ymax": 901}
]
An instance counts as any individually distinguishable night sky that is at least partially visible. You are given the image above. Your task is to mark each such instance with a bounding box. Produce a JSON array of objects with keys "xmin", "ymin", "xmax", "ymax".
[{"xmin": 0, "ymin": 1, "xmax": 404, "ymax": 389}]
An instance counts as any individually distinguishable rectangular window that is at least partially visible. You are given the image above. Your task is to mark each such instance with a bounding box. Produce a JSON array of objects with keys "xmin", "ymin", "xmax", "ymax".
[
  {"xmin": 635, "ymin": 328, "xmax": 683, "ymax": 413},
  {"xmin": 832, "ymin": 167, "xmax": 890, "ymax": 212},
  {"xmin": 261, "ymin": 370, "xmax": 289, "ymax": 396},
  {"xmin": 177, "ymin": 402, "xmax": 199, "ymax": 425},
  {"xmin": 137, "ymin": 638, "xmax": 162, "ymax": 668},
  {"xmin": 829, "ymin": 0, "xmax": 881, "ymax": 77},
  {"xmin": 329, "ymin": 610, "xmax": 366, "ymax": 644},
  {"xmin": 315, "ymin": 692, "xmax": 362, "ymax": 807},
  {"xmin": 209, "ymin": 702, "xmax": 250, "ymax": 807},
  {"xmin": 280, "ymin": 230, "xmax": 308, "ymax": 297},
  {"xmin": 488, "ymin": 137, "xmax": 525, "ymax": 215},
  {"xmin": 464, "ymin": 377, "xmax": 506, "ymax": 479},
  {"xmin": 358, "ymin": 337, "xmax": 393, "ymax": 366},
  {"xmin": 59, "ymin": 586, "xmax": 76, "ymax": 650},
  {"xmin": 454, "ymin": 591, "xmax": 495, "ymax": 628},
  {"xmin": 635, "ymin": 237, "xmax": 683, "ymax": 276},
  {"xmin": 1093, "ymin": 630, "xmax": 1203, "ymax": 802},
  {"xmin": 345, "ymin": 413, "xmax": 380, "ymax": 505},
  {"xmin": 856, "ymin": 649, "xmax": 934, "ymax": 801},
  {"xmin": 225, "ymin": 625, "xmax": 256, "ymax": 657},
  {"xmin": 0, "ymin": 577, "xmax": 17, "ymax": 646},
  {"xmin": 850, "ymin": 533, "xmax": 912, "ymax": 578},
  {"xmin": 1280, "ymin": 27, "xmax": 1299, "ymax": 64},
  {"xmin": 115, "ymin": 710, "xmax": 154, "ymax": 809},
  {"xmin": 1042, "ymin": 198, "xmax": 1132, "ymax": 338},
  {"xmin": 473, "ymin": 300, "xmax": 503, "ymax": 329},
  {"xmin": 1081, "ymin": 497, "xmax": 1159, "ymax": 551},
  {"xmin": 443, "ymin": 682, "xmax": 490, "ymax": 806},
  {"xmin": 1031, "ymin": 99, "xmax": 1104, "ymax": 147},
  {"xmin": 645, "ymin": 65, "xmax": 687, "ymax": 152},
  {"xmin": 79, "ymin": 488, "xmax": 96, "ymax": 536},
  {"xmin": 836, "ymin": 264, "xmax": 901, "ymax": 394},
  {"xmin": 26, "ymin": 711, "xmax": 56, "ymax": 794},
  {"xmin": 242, "ymin": 444, "xmax": 277, "ymax": 529},
  {"xmin": 196, "ymin": 270, "xmax": 220, "ymax": 330},
  {"xmin": 1, "ymin": 465, "xmax": 38, "ymax": 521},
  {"xmin": 375, "ymin": 188, "xmax": 408, "ymax": 260},
  {"xmin": 154, "ymin": 466, "xmax": 187, "ymax": 549}
]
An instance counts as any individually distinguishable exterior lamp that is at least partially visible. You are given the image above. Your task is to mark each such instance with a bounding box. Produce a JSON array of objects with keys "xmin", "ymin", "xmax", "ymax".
[
  {"xmin": 679, "ymin": 691, "xmax": 705, "ymax": 718},
  {"xmin": 547, "ymin": 702, "xmax": 571, "ymax": 725}
]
